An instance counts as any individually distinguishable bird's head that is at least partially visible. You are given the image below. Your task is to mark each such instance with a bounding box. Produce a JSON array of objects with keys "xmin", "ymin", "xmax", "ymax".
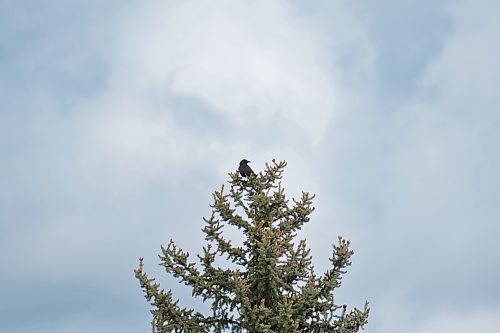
[{"xmin": 240, "ymin": 159, "xmax": 251, "ymax": 165}]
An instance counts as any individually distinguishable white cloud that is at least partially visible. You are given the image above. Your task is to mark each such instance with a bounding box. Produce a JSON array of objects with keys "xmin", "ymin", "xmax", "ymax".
[
  {"xmin": 2, "ymin": 0, "xmax": 370, "ymax": 293},
  {"xmin": 409, "ymin": 308, "xmax": 500, "ymax": 333},
  {"xmin": 76, "ymin": 95, "xmax": 191, "ymax": 188},
  {"xmin": 390, "ymin": 0, "xmax": 500, "ymax": 243},
  {"xmin": 71, "ymin": 0, "xmax": 375, "ymax": 197},
  {"xmin": 111, "ymin": 0, "xmax": 369, "ymax": 142},
  {"xmin": 309, "ymin": 2, "xmax": 500, "ymax": 332},
  {"xmin": 352, "ymin": 0, "xmax": 500, "ymax": 319},
  {"xmin": 7, "ymin": 1, "xmax": 500, "ymax": 332},
  {"xmin": 419, "ymin": 0, "xmax": 500, "ymax": 105},
  {"xmin": 64, "ymin": 1, "xmax": 500, "ymax": 332}
]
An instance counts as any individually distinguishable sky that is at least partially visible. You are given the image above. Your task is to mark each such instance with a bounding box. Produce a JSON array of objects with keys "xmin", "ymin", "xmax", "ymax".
[{"xmin": 1, "ymin": 0, "xmax": 499, "ymax": 332}]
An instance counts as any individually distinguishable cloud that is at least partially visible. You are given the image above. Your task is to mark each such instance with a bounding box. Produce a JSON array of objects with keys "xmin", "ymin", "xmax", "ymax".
[
  {"xmin": 111, "ymin": 0, "xmax": 371, "ymax": 143},
  {"xmin": 389, "ymin": 0, "xmax": 500, "ymax": 259},
  {"xmin": 2, "ymin": 0, "xmax": 372, "ymax": 302},
  {"xmin": 409, "ymin": 308, "xmax": 500, "ymax": 333},
  {"xmin": 419, "ymin": 0, "xmax": 500, "ymax": 104},
  {"xmin": 354, "ymin": 0, "xmax": 500, "ymax": 320},
  {"xmin": 300, "ymin": 2, "xmax": 500, "ymax": 332},
  {"xmin": 69, "ymin": 0, "xmax": 376, "ymax": 210},
  {"xmin": 2, "ymin": 1, "xmax": 499, "ymax": 333}
]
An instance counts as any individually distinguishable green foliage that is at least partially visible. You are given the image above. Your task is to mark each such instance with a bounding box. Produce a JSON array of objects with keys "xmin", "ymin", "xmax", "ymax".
[{"xmin": 135, "ymin": 160, "xmax": 369, "ymax": 332}]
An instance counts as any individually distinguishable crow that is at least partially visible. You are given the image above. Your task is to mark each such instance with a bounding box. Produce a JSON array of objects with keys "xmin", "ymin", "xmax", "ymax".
[{"xmin": 238, "ymin": 159, "xmax": 256, "ymax": 177}]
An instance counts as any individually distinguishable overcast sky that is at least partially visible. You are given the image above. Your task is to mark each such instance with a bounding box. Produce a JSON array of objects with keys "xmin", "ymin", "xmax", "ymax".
[{"xmin": 1, "ymin": 1, "xmax": 499, "ymax": 332}]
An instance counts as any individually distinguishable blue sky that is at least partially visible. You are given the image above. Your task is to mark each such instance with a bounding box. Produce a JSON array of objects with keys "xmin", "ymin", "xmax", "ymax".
[{"xmin": 1, "ymin": 1, "xmax": 499, "ymax": 332}]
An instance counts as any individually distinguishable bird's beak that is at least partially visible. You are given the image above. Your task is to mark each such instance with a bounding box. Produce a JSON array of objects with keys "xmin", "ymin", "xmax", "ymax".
[{"xmin": 248, "ymin": 161, "xmax": 251, "ymax": 163}]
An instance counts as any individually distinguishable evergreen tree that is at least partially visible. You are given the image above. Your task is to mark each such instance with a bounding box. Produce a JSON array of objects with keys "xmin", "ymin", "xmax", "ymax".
[{"xmin": 135, "ymin": 160, "xmax": 369, "ymax": 332}]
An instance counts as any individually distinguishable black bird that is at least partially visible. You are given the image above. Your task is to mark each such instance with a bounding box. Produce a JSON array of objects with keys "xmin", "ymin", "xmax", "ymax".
[{"xmin": 238, "ymin": 159, "xmax": 256, "ymax": 177}]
